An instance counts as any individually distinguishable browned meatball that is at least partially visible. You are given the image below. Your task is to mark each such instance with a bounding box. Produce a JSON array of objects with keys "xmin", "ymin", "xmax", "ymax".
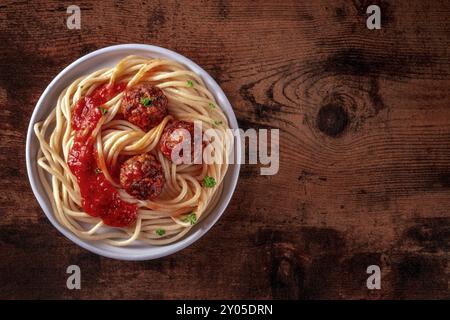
[
  {"xmin": 121, "ymin": 84, "xmax": 168, "ymax": 131},
  {"xmin": 119, "ymin": 153, "xmax": 164, "ymax": 200},
  {"xmin": 160, "ymin": 120, "xmax": 203, "ymax": 164}
]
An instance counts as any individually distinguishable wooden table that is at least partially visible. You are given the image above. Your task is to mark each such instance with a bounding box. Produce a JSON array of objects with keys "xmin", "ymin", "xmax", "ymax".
[{"xmin": 0, "ymin": 0, "xmax": 449, "ymax": 299}]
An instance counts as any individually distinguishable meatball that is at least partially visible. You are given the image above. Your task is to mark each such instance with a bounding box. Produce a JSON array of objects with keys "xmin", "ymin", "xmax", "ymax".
[
  {"xmin": 121, "ymin": 84, "xmax": 168, "ymax": 131},
  {"xmin": 160, "ymin": 120, "xmax": 203, "ymax": 164},
  {"xmin": 119, "ymin": 153, "xmax": 164, "ymax": 200}
]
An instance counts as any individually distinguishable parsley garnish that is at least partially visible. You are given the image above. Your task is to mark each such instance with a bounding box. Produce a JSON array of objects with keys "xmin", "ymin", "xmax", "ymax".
[
  {"xmin": 140, "ymin": 97, "xmax": 153, "ymax": 107},
  {"xmin": 100, "ymin": 107, "xmax": 108, "ymax": 115},
  {"xmin": 95, "ymin": 168, "xmax": 102, "ymax": 174},
  {"xmin": 155, "ymin": 228, "xmax": 166, "ymax": 236},
  {"xmin": 213, "ymin": 120, "xmax": 222, "ymax": 126},
  {"xmin": 186, "ymin": 80, "xmax": 193, "ymax": 87},
  {"xmin": 203, "ymin": 175, "xmax": 216, "ymax": 188},
  {"xmin": 182, "ymin": 212, "xmax": 197, "ymax": 225},
  {"xmin": 208, "ymin": 102, "xmax": 216, "ymax": 109}
]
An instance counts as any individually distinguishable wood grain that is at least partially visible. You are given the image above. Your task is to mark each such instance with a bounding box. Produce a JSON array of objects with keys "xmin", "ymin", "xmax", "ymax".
[{"xmin": 0, "ymin": 0, "xmax": 449, "ymax": 299}]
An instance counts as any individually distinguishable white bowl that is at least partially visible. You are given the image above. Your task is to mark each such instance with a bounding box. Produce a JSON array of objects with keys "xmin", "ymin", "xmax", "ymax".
[{"xmin": 25, "ymin": 44, "xmax": 241, "ymax": 261}]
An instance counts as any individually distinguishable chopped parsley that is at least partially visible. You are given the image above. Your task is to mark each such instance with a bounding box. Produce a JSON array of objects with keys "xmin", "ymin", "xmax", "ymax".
[
  {"xmin": 155, "ymin": 228, "xmax": 166, "ymax": 236},
  {"xmin": 100, "ymin": 107, "xmax": 108, "ymax": 115},
  {"xmin": 213, "ymin": 120, "xmax": 223, "ymax": 126},
  {"xmin": 202, "ymin": 175, "xmax": 216, "ymax": 188},
  {"xmin": 95, "ymin": 168, "xmax": 102, "ymax": 174},
  {"xmin": 208, "ymin": 102, "xmax": 216, "ymax": 109},
  {"xmin": 182, "ymin": 212, "xmax": 197, "ymax": 225},
  {"xmin": 140, "ymin": 97, "xmax": 153, "ymax": 107},
  {"xmin": 186, "ymin": 80, "xmax": 193, "ymax": 87}
]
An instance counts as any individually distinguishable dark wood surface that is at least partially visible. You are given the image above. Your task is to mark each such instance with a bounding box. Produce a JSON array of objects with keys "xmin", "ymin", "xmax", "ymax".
[{"xmin": 0, "ymin": 0, "xmax": 449, "ymax": 299}]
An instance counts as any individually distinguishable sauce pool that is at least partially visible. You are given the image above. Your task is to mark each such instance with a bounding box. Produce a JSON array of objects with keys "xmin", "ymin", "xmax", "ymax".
[{"xmin": 67, "ymin": 83, "xmax": 137, "ymax": 227}]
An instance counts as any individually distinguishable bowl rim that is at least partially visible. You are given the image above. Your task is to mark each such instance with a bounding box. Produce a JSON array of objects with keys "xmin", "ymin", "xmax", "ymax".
[{"xmin": 25, "ymin": 44, "xmax": 241, "ymax": 261}]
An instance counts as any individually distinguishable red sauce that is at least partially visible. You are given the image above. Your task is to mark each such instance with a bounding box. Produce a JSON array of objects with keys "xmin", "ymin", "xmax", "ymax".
[{"xmin": 68, "ymin": 83, "xmax": 137, "ymax": 227}]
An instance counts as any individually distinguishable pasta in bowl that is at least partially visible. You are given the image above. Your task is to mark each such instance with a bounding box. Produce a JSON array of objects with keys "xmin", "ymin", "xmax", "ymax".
[{"xmin": 26, "ymin": 45, "xmax": 240, "ymax": 260}]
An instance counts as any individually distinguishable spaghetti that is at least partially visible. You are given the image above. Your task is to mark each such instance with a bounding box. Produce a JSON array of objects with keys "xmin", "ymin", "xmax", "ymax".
[{"xmin": 34, "ymin": 55, "xmax": 231, "ymax": 246}]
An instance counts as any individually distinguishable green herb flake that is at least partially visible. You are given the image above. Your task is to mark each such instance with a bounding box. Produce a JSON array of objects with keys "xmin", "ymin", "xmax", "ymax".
[
  {"xmin": 95, "ymin": 168, "xmax": 102, "ymax": 174},
  {"xmin": 182, "ymin": 212, "xmax": 197, "ymax": 225},
  {"xmin": 140, "ymin": 97, "xmax": 153, "ymax": 107},
  {"xmin": 213, "ymin": 120, "xmax": 223, "ymax": 126},
  {"xmin": 208, "ymin": 102, "xmax": 216, "ymax": 109},
  {"xmin": 155, "ymin": 228, "xmax": 166, "ymax": 236},
  {"xmin": 100, "ymin": 107, "xmax": 108, "ymax": 115},
  {"xmin": 202, "ymin": 175, "xmax": 216, "ymax": 188},
  {"xmin": 186, "ymin": 80, "xmax": 194, "ymax": 87}
]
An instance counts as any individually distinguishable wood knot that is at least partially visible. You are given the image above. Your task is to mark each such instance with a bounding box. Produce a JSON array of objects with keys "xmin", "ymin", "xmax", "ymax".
[{"xmin": 317, "ymin": 104, "xmax": 348, "ymax": 137}]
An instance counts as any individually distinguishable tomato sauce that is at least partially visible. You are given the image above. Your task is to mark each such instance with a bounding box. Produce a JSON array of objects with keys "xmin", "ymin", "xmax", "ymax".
[{"xmin": 67, "ymin": 83, "xmax": 137, "ymax": 227}]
